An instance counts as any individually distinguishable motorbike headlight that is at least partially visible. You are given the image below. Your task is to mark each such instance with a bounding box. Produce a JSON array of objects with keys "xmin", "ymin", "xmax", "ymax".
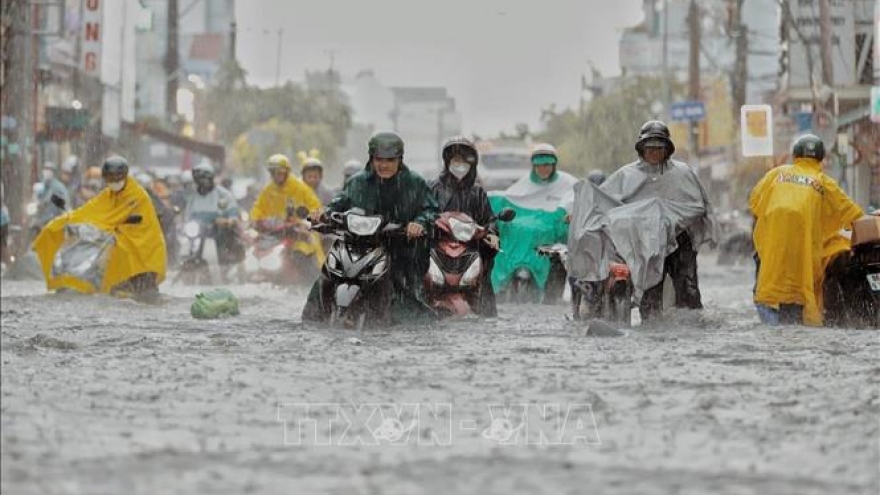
[
  {"xmin": 183, "ymin": 221, "xmax": 201, "ymax": 238},
  {"xmin": 347, "ymin": 214, "xmax": 382, "ymax": 236},
  {"xmin": 449, "ymin": 217, "xmax": 477, "ymax": 242},
  {"xmin": 460, "ymin": 258, "xmax": 482, "ymax": 286},
  {"xmin": 427, "ymin": 258, "xmax": 445, "ymax": 285}
]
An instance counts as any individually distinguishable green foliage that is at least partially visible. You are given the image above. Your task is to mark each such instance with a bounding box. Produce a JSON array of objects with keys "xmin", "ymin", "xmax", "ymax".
[
  {"xmin": 537, "ymin": 76, "xmax": 682, "ymax": 176},
  {"xmin": 203, "ymin": 61, "xmax": 352, "ymax": 175}
]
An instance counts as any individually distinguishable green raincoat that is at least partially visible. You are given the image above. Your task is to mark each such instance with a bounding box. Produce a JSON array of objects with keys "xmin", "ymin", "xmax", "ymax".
[{"xmin": 302, "ymin": 161, "xmax": 440, "ymax": 324}]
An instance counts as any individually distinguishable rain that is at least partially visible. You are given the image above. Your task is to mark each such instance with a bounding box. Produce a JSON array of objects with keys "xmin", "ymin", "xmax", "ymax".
[{"xmin": 1, "ymin": 0, "xmax": 878, "ymax": 494}]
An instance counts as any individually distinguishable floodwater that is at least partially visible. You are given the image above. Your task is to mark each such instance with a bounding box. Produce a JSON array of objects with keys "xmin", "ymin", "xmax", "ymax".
[{"xmin": 1, "ymin": 256, "xmax": 878, "ymax": 494}]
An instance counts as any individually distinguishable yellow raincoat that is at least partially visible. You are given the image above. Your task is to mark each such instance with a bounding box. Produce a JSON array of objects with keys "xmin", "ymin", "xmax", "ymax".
[
  {"xmin": 749, "ymin": 157, "xmax": 863, "ymax": 325},
  {"xmin": 250, "ymin": 175, "xmax": 325, "ymax": 266},
  {"xmin": 33, "ymin": 177, "xmax": 167, "ymax": 293}
]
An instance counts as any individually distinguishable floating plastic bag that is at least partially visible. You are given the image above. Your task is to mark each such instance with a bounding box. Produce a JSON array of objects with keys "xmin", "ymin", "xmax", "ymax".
[{"xmin": 191, "ymin": 288, "xmax": 240, "ymax": 319}]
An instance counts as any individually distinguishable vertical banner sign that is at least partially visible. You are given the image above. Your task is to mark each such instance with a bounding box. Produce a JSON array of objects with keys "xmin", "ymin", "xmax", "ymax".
[
  {"xmin": 81, "ymin": 0, "xmax": 103, "ymax": 76},
  {"xmin": 741, "ymin": 105, "xmax": 773, "ymax": 157}
]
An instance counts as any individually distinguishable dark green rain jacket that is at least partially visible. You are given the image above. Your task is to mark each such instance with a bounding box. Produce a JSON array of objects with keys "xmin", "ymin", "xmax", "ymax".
[{"xmin": 303, "ymin": 161, "xmax": 440, "ymax": 324}]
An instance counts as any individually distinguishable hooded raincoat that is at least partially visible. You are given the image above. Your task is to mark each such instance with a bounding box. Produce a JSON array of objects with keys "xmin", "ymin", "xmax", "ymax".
[
  {"xmin": 302, "ymin": 160, "xmax": 440, "ymax": 324},
  {"xmin": 32, "ymin": 177, "xmax": 166, "ymax": 293},
  {"xmin": 749, "ymin": 157, "xmax": 863, "ymax": 326},
  {"xmin": 251, "ymin": 175, "xmax": 325, "ymax": 266},
  {"xmin": 430, "ymin": 159, "xmax": 498, "ymax": 316},
  {"xmin": 488, "ymin": 168, "xmax": 577, "ymax": 292},
  {"xmin": 568, "ymin": 159, "xmax": 716, "ymax": 304}
]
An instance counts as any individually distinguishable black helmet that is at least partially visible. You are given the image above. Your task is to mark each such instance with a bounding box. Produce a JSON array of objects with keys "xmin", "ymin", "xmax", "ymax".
[
  {"xmin": 101, "ymin": 155, "xmax": 129, "ymax": 181},
  {"xmin": 368, "ymin": 131, "xmax": 405, "ymax": 159},
  {"xmin": 635, "ymin": 120, "xmax": 675, "ymax": 157},
  {"xmin": 791, "ymin": 134, "xmax": 825, "ymax": 161},
  {"xmin": 587, "ymin": 169, "xmax": 606, "ymax": 186},
  {"xmin": 441, "ymin": 136, "xmax": 478, "ymax": 166}
]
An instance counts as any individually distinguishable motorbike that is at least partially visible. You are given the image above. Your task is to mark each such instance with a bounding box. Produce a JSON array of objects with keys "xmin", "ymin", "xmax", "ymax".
[
  {"xmin": 570, "ymin": 258, "xmax": 634, "ymax": 326},
  {"xmin": 174, "ymin": 217, "xmax": 244, "ymax": 286},
  {"xmin": 424, "ymin": 208, "xmax": 515, "ymax": 316},
  {"xmin": 242, "ymin": 205, "xmax": 318, "ymax": 286},
  {"xmin": 311, "ymin": 208, "xmax": 401, "ymax": 331},
  {"xmin": 825, "ymin": 227, "xmax": 880, "ymax": 329}
]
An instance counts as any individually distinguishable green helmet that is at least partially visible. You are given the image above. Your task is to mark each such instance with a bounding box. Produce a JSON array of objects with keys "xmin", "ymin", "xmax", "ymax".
[
  {"xmin": 368, "ymin": 131, "xmax": 405, "ymax": 159},
  {"xmin": 791, "ymin": 134, "xmax": 825, "ymax": 161}
]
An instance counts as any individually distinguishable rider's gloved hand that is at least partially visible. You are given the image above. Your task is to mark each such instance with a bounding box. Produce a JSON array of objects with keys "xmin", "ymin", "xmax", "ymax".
[
  {"xmin": 406, "ymin": 222, "xmax": 425, "ymax": 239},
  {"xmin": 485, "ymin": 234, "xmax": 500, "ymax": 250}
]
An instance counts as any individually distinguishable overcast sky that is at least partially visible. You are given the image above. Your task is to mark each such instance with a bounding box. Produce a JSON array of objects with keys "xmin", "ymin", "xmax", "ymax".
[{"xmin": 236, "ymin": 0, "xmax": 644, "ymax": 136}]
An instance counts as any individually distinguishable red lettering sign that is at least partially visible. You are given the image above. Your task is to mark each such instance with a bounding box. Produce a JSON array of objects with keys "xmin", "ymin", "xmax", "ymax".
[
  {"xmin": 85, "ymin": 52, "xmax": 97, "ymax": 72},
  {"xmin": 85, "ymin": 22, "xmax": 99, "ymax": 42}
]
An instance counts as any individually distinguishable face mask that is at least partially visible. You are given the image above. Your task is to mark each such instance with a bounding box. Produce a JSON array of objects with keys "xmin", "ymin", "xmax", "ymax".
[
  {"xmin": 108, "ymin": 180, "xmax": 125, "ymax": 192},
  {"xmin": 42, "ymin": 170, "xmax": 54, "ymax": 182},
  {"xmin": 449, "ymin": 161, "xmax": 470, "ymax": 180}
]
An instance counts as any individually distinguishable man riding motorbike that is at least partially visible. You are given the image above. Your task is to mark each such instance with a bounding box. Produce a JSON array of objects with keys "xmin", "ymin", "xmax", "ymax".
[
  {"xmin": 250, "ymin": 153, "xmax": 325, "ymax": 277},
  {"xmin": 750, "ymin": 134, "xmax": 868, "ymax": 326},
  {"xmin": 31, "ymin": 161, "xmax": 71, "ymax": 240},
  {"xmin": 301, "ymin": 157, "xmax": 335, "ymax": 205},
  {"xmin": 488, "ymin": 143, "xmax": 577, "ymax": 302},
  {"xmin": 429, "ymin": 136, "xmax": 501, "ymax": 317},
  {"xmin": 302, "ymin": 131, "xmax": 440, "ymax": 325},
  {"xmin": 182, "ymin": 162, "xmax": 243, "ymax": 271},
  {"xmin": 32, "ymin": 155, "xmax": 166, "ymax": 300},
  {"xmin": 568, "ymin": 120, "xmax": 716, "ymax": 322}
]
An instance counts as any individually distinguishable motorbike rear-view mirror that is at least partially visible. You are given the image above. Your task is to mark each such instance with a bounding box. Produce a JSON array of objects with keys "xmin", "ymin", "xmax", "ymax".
[
  {"xmin": 497, "ymin": 208, "xmax": 516, "ymax": 222},
  {"xmin": 51, "ymin": 194, "xmax": 67, "ymax": 211}
]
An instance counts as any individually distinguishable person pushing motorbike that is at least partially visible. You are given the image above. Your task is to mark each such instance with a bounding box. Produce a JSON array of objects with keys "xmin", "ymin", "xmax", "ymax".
[
  {"xmin": 303, "ymin": 131, "xmax": 439, "ymax": 325},
  {"xmin": 183, "ymin": 162, "xmax": 244, "ymax": 271}
]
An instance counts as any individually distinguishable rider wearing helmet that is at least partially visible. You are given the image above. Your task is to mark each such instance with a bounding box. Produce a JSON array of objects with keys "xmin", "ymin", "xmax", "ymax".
[
  {"xmin": 32, "ymin": 155, "xmax": 166, "ymax": 300},
  {"xmin": 342, "ymin": 159, "xmax": 362, "ymax": 185},
  {"xmin": 750, "ymin": 133, "xmax": 867, "ymax": 326},
  {"xmin": 596, "ymin": 120, "xmax": 715, "ymax": 321},
  {"xmin": 184, "ymin": 162, "xmax": 242, "ymax": 268},
  {"xmin": 430, "ymin": 136, "xmax": 500, "ymax": 317},
  {"xmin": 250, "ymin": 153, "xmax": 325, "ymax": 273},
  {"xmin": 301, "ymin": 157, "xmax": 334, "ymax": 205},
  {"xmin": 302, "ymin": 131, "xmax": 440, "ymax": 325}
]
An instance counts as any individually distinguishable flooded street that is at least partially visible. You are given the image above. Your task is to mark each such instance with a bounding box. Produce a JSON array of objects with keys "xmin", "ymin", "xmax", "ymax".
[{"xmin": 1, "ymin": 256, "xmax": 878, "ymax": 495}]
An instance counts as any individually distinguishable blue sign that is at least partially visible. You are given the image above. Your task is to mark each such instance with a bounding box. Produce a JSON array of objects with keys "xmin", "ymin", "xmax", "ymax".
[{"xmin": 669, "ymin": 101, "xmax": 706, "ymax": 122}]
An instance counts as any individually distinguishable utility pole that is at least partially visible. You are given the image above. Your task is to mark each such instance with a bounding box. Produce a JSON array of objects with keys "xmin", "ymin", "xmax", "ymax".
[
  {"xmin": 818, "ymin": 0, "xmax": 834, "ymax": 87},
  {"xmin": 229, "ymin": 21, "xmax": 236, "ymax": 62},
  {"xmin": 687, "ymin": 0, "xmax": 701, "ymax": 160},
  {"xmin": 730, "ymin": 0, "xmax": 747, "ymax": 121},
  {"xmin": 661, "ymin": 0, "xmax": 670, "ymax": 119},
  {"xmin": 1, "ymin": 0, "xmax": 33, "ymax": 258},
  {"xmin": 166, "ymin": 0, "xmax": 180, "ymax": 121},
  {"xmin": 274, "ymin": 28, "xmax": 283, "ymax": 86}
]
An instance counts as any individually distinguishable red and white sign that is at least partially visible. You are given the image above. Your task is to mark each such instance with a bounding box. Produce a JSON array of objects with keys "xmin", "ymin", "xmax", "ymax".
[{"xmin": 81, "ymin": 0, "xmax": 103, "ymax": 76}]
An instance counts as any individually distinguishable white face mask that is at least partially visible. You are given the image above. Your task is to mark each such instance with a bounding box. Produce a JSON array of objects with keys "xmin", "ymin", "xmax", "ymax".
[
  {"xmin": 108, "ymin": 180, "xmax": 125, "ymax": 192},
  {"xmin": 449, "ymin": 161, "xmax": 470, "ymax": 180},
  {"xmin": 42, "ymin": 169, "xmax": 54, "ymax": 181}
]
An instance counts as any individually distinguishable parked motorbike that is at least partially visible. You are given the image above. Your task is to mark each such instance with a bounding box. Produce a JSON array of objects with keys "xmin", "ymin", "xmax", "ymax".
[
  {"xmin": 424, "ymin": 208, "xmax": 515, "ymax": 316},
  {"xmin": 311, "ymin": 208, "xmax": 400, "ymax": 331},
  {"xmin": 242, "ymin": 205, "xmax": 317, "ymax": 286}
]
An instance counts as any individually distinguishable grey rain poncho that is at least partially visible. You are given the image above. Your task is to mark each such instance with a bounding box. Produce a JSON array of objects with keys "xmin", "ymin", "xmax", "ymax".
[{"xmin": 567, "ymin": 159, "xmax": 716, "ymax": 302}]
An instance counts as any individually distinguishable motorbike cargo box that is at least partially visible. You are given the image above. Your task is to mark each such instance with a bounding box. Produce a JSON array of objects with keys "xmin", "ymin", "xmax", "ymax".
[{"xmin": 851, "ymin": 216, "xmax": 880, "ymax": 247}]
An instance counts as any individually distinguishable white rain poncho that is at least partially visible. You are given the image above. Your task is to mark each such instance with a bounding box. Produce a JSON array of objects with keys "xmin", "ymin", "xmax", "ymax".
[{"xmin": 567, "ymin": 159, "xmax": 716, "ymax": 302}]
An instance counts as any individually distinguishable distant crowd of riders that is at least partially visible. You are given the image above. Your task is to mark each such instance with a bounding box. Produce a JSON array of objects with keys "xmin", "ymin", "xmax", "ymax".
[{"xmin": 6, "ymin": 120, "xmax": 878, "ymax": 329}]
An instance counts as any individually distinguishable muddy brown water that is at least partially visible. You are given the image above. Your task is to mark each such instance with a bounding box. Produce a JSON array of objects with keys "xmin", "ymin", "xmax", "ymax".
[{"xmin": 1, "ymin": 257, "xmax": 878, "ymax": 494}]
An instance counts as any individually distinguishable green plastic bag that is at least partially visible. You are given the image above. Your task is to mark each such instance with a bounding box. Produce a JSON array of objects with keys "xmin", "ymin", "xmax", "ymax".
[{"xmin": 191, "ymin": 288, "xmax": 240, "ymax": 319}]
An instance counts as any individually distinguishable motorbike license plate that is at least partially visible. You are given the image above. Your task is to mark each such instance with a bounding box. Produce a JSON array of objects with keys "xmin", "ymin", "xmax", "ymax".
[{"xmin": 868, "ymin": 273, "xmax": 880, "ymax": 292}]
